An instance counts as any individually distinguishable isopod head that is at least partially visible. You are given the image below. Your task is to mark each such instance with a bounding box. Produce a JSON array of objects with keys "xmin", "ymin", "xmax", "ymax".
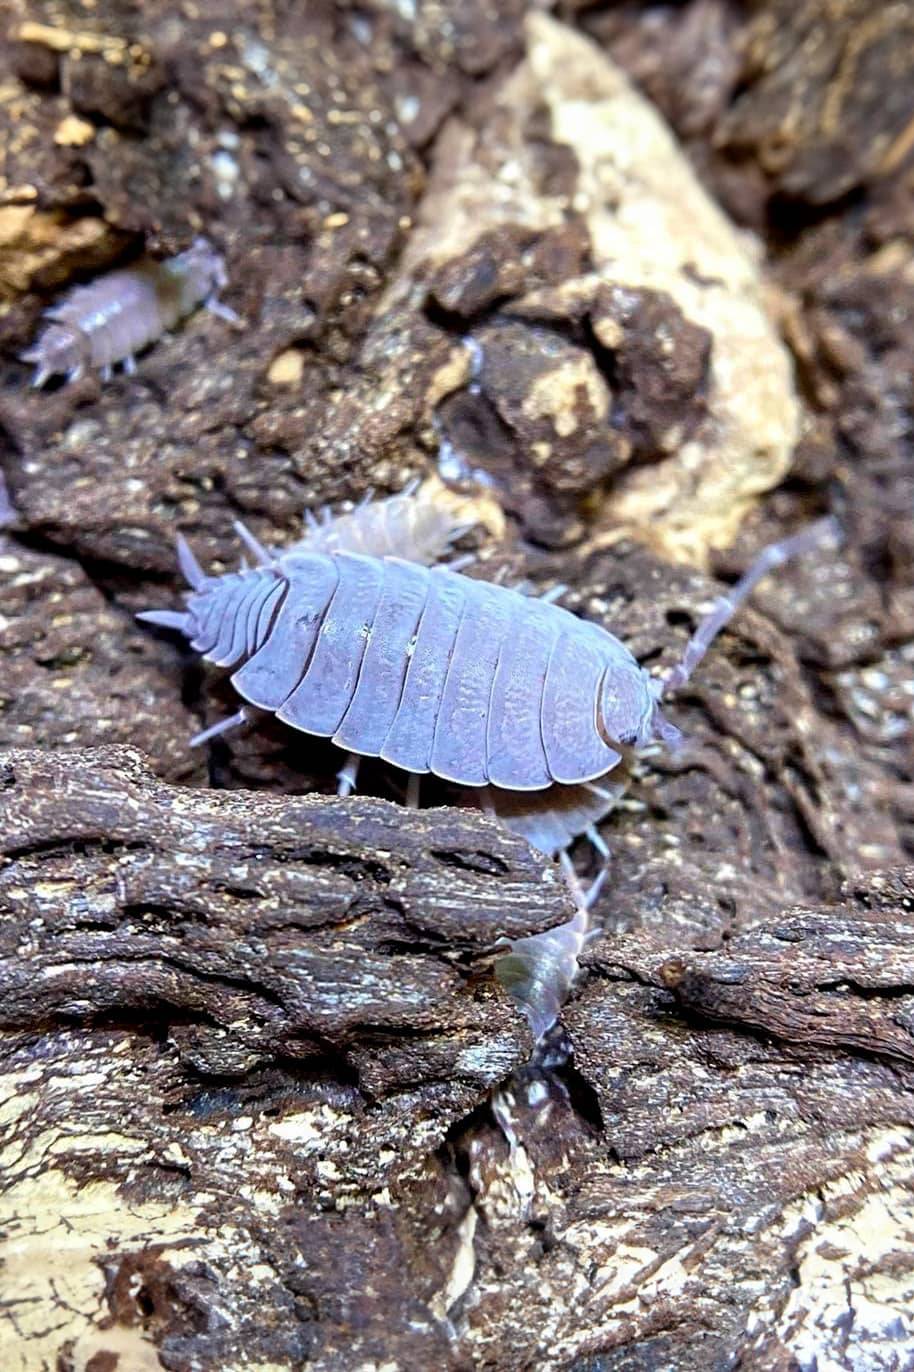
[
  {"xmin": 165, "ymin": 236, "xmax": 229, "ymax": 313},
  {"xmin": 597, "ymin": 662, "xmax": 679, "ymax": 750}
]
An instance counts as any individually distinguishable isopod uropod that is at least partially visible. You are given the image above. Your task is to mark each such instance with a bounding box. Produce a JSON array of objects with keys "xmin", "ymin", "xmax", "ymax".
[{"xmin": 22, "ymin": 236, "xmax": 237, "ymax": 387}]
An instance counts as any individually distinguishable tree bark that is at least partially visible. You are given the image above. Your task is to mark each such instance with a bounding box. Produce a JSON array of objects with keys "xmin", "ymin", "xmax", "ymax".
[{"xmin": 2, "ymin": 1, "xmax": 913, "ymax": 1368}]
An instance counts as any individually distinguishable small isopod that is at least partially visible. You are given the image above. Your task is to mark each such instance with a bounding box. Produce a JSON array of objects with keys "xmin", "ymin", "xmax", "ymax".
[
  {"xmin": 22, "ymin": 236, "xmax": 238, "ymax": 386},
  {"xmin": 283, "ymin": 479, "xmax": 477, "ymax": 566},
  {"xmin": 138, "ymin": 492, "xmax": 838, "ymax": 1035},
  {"xmin": 478, "ymin": 772, "xmax": 627, "ymax": 862}
]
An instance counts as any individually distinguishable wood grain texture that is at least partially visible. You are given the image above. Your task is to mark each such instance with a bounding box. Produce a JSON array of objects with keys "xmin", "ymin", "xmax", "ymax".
[{"xmin": 0, "ymin": 745, "xmax": 564, "ymax": 1060}]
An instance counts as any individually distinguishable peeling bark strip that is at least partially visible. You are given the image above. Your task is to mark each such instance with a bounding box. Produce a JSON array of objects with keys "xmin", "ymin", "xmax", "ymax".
[
  {"xmin": 578, "ymin": 868, "xmax": 914, "ymax": 1065},
  {"xmin": 657, "ymin": 883, "xmax": 914, "ymax": 1064},
  {"xmin": 0, "ymin": 745, "xmax": 566, "ymax": 1079}
]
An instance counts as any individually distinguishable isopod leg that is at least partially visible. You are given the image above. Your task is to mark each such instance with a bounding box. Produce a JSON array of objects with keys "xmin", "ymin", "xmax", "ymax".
[
  {"xmin": 337, "ymin": 753, "xmax": 360, "ymax": 797},
  {"xmin": 558, "ymin": 849, "xmax": 606, "ymax": 913},
  {"xmin": 662, "ymin": 516, "xmax": 840, "ymax": 694},
  {"xmin": 579, "ymin": 863, "xmax": 610, "ymax": 922},
  {"xmin": 585, "ymin": 824, "xmax": 610, "ymax": 862},
  {"xmin": 123, "ymin": 354, "xmax": 137, "ymax": 376},
  {"xmin": 190, "ymin": 707, "xmax": 250, "ymax": 748},
  {"xmin": 441, "ymin": 552, "xmax": 475, "ymax": 573},
  {"xmin": 205, "ymin": 295, "xmax": 241, "ymax": 325},
  {"xmin": 406, "ymin": 773, "xmax": 421, "ymax": 809}
]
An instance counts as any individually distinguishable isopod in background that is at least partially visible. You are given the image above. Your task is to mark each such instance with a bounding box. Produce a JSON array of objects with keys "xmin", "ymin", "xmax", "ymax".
[
  {"xmin": 21, "ymin": 236, "xmax": 238, "ymax": 387},
  {"xmin": 282, "ymin": 479, "xmax": 479, "ymax": 566},
  {"xmin": 139, "ymin": 485, "xmax": 838, "ymax": 1034}
]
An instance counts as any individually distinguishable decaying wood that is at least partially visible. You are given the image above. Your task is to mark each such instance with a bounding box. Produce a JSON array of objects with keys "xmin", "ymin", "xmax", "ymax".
[
  {"xmin": 1, "ymin": 1, "xmax": 913, "ymax": 1368},
  {"xmin": 2, "ymin": 749, "xmax": 913, "ymax": 1370},
  {"xmin": 658, "ymin": 880, "xmax": 914, "ymax": 1065},
  {"xmin": 0, "ymin": 745, "xmax": 550, "ymax": 1367},
  {"xmin": 0, "ymin": 745, "xmax": 561, "ymax": 1080}
]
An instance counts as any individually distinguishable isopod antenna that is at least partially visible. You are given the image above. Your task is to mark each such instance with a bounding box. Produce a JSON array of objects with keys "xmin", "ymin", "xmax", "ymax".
[{"xmin": 661, "ymin": 516, "xmax": 840, "ymax": 696}]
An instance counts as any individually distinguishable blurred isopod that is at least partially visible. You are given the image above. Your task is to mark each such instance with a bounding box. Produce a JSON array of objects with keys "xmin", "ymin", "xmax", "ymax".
[{"xmin": 22, "ymin": 236, "xmax": 238, "ymax": 386}]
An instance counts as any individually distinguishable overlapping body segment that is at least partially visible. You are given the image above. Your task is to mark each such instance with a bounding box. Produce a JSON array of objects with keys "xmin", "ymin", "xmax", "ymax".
[
  {"xmin": 333, "ymin": 557, "xmax": 430, "ymax": 756},
  {"xmin": 230, "ymin": 556, "xmax": 338, "ymax": 711},
  {"xmin": 277, "ymin": 554, "xmax": 386, "ymax": 736},
  {"xmin": 172, "ymin": 549, "xmax": 652, "ymax": 790}
]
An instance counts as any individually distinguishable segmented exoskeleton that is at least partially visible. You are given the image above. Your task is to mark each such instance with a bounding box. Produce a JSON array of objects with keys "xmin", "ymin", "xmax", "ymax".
[
  {"xmin": 142, "ymin": 543, "xmax": 675, "ymax": 789},
  {"xmin": 139, "ymin": 489, "xmax": 837, "ymax": 1036},
  {"xmin": 229, "ymin": 485, "xmax": 613, "ymax": 859},
  {"xmin": 22, "ymin": 237, "xmax": 237, "ymax": 386}
]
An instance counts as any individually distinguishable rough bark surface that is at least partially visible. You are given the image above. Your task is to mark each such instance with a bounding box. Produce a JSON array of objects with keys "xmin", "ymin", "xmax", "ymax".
[{"xmin": 1, "ymin": 2, "xmax": 913, "ymax": 1370}]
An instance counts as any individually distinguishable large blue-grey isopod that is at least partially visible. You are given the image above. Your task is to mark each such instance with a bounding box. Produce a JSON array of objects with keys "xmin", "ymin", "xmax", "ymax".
[
  {"xmin": 140, "ymin": 502, "xmax": 833, "ymax": 794},
  {"xmin": 139, "ymin": 541, "xmax": 677, "ymax": 790},
  {"xmin": 138, "ymin": 491, "xmax": 837, "ymax": 1036}
]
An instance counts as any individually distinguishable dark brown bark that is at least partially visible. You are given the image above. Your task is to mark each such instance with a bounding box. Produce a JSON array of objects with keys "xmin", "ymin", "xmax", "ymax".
[{"xmin": 1, "ymin": 1, "xmax": 913, "ymax": 1369}]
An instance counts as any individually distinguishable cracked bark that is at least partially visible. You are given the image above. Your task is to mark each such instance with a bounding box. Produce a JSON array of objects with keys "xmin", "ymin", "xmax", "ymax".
[{"xmin": 4, "ymin": 748, "xmax": 913, "ymax": 1371}]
